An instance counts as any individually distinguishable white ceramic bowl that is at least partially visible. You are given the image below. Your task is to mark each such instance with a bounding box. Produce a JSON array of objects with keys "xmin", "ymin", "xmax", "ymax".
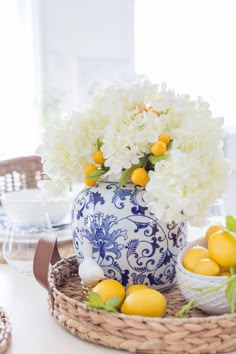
[
  {"xmin": 176, "ymin": 237, "xmax": 232, "ymax": 315},
  {"xmin": 1, "ymin": 189, "xmax": 72, "ymax": 228}
]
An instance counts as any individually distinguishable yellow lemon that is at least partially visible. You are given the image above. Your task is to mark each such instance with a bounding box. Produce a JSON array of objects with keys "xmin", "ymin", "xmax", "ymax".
[
  {"xmin": 193, "ymin": 258, "xmax": 220, "ymax": 276},
  {"xmin": 121, "ymin": 289, "xmax": 167, "ymax": 317},
  {"xmin": 92, "ymin": 279, "xmax": 125, "ymax": 308},
  {"xmin": 208, "ymin": 230, "xmax": 236, "ymax": 268},
  {"xmin": 126, "ymin": 284, "xmax": 148, "ymax": 297},
  {"xmin": 219, "ymin": 270, "xmax": 231, "ymax": 276},
  {"xmin": 183, "ymin": 245, "xmax": 209, "ymax": 272},
  {"xmin": 205, "ymin": 224, "xmax": 224, "ymax": 243}
]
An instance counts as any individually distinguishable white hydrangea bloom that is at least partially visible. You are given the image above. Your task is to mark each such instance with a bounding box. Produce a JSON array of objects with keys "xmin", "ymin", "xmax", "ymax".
[
  {"xmin": 38, "ymin": 78, "xmax": 231, "ymax": 225},
  {"xmin": 38, "ymin": 112, "xmax": 108, "ymax": 185},
  {"xmin": 101, "ymin": 110, "xmax": 165, "ymax": 180},
  {"xmin": 143, "ymin": 92, "xmax": 230, "ymax": 226}
]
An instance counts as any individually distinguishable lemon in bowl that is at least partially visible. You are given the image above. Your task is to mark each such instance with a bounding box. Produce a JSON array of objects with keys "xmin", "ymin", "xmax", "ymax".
[{"xmin": 176, "ymin": 235, "xmax": 235, "ymax": 315}]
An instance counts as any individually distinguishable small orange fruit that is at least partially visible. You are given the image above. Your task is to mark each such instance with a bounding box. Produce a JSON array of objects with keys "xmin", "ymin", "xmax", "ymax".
[
  {"xmin": 131, "ymin": 168, "xmax": 149, "ymax": 187},
  {"xmin": 92, "ymin": 279, "xmax": 125, "ymax": 309},
  {"xmin": 83, "ymin": 164, "xmax": 98, "ymax": 176},
  {"xmin": 205, "ymin": 224, "xmax": 225, "ymax": 243},
  {"xmin": 93, "ymin": 150, "xmax": 105, "ymax": 165},
  {"xmin": 121, "ymin": 289, "xmax": 167, "ymax": 317},
  {"xmin": 126, "ymin": 284, "xmax": 148, "ymax": 297},
  {"xmin": 151, "ymin": 141, "xmax": 167, "ymax": 156},
  {"xmin": 158, "ymin": 134, "xmax": 170, "ymax": 146},
  {"xmin": 208, "ymin": 230, "xmax": 236, "ymax": 268},
  {"xmin": 183, "ymin": 245, "xmax": 209, "ymax": 272},
  {"xmin": 193, "ymin": 258, "xmax": 220, "ymax": 276},
  {"xmin": 84, "ymin": 178, "xmax": 96, "ymax": 187}
]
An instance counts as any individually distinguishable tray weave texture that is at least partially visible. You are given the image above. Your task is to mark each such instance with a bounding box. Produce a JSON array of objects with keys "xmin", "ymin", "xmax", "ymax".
[
  {"xmin": 48, "ymin": 256, "xmax": 236, "ymax": 354},
  {"xmin": 0, "ymin": 307, "xmax": 11, "ymax": 353}
]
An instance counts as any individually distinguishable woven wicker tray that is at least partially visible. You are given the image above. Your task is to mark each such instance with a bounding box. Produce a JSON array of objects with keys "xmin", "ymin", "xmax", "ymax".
[
  {"xmin": 34, "ymin": 236, "xmax": 236, "ymax": 354},
  {"xmin": 0, "ymin": 307, "xmax": 11, "ymax": 354}
]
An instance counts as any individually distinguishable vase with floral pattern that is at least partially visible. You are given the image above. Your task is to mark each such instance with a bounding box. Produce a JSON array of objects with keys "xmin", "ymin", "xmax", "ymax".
[{"xmin": 72, "ymin": 181, "xmax": 187, "ymax": 290}]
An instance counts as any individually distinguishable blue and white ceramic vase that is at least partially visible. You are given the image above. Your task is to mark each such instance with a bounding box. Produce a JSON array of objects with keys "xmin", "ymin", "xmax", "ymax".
[{"xmin": 72, "ymin": 181, "xmax": 187, "ymax": 290}]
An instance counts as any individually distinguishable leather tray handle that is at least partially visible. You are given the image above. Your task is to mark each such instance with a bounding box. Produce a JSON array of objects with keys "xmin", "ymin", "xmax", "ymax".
[{"xmin": 33, "ymin": 233, "xmax": 61, "ymax": 291}]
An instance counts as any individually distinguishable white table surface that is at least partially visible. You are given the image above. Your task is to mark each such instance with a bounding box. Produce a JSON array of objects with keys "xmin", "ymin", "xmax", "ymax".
[
  {"xmin": 1, "ymin": 265, "xmax": 236, "ymax": 354},
  {"xmin": 0, "ymin": 265, "xmax": 126, "ymax": 354},
  {"xmin": 1, "ymin": 218, "xmax": 235, "ymax": 354}
]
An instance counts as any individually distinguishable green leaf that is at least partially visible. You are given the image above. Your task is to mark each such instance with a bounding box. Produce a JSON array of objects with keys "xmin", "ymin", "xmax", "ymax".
[
  {"xmin": 103, "ymin": 306, "xmax": 118, "ymax": 313},
  {"xmin": 118, "ymin": 166, "xmax": 138, "ymax": 187},
  {"xmin": 86, "ymin": 169, "xmax": 107, "ymax": 181},
  {"xmin": 225, "ymin": 277, "xmax": 236, "ymax": 314},
  {"xmin": 87, "ymin": 291, "xmax": 104, "ymax": 307},
  {"xmin": 97, "ymin": 139, "xmax": 103, "ymax": 150},
  {"xmin": 84, "ymin": 292, "xmax": 119, "ymax": 314},
  {"xmin": 226, "ymin": 215, "xmax": 236, "ymax": 232},
  {"xmin": 176, "ymin": 299, "xmax": 196, "ymax": 318},
  {"xmin": 230, "ymin": 267, "xmax": 235, "ymax": 276},
  {"xmin": 167, "ymin": 140, "xmax": 173, "ymax": 150},
  {"xmin": 118, "ymin": 155, "xmax": 150, "ymax": 187},
  {"xmin": 148, "ymin": 154, "xmax": 169, "ymax": 165},
  {"xmin": 105, "ymin": 296, "xmax": 121, "ymax": 308},
  {"xmin": 159, "ymin": 108, "xmax": 169, "ymax": 116}
]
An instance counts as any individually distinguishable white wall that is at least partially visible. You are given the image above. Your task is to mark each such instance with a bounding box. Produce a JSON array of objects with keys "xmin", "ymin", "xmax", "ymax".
[
  {"xmin": 38, "ymin": 0, "xmax": 135, "ymax": 116},
  {"xmin": 0, "ymin": 0, "xmax": 42, "ymax": 159},
  {"xmin": 135, "ymin": 0, "xmax": 236, "ymax": 127},
  {"xmin": 135, "ymin": 0, "xmax": 236, "ymax": 215},
  {"xmin": 223, "ymin": 128, "xmax": 236, "ymax": 215}
]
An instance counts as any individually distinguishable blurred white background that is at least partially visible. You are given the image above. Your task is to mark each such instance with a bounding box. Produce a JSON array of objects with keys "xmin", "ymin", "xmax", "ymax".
[{"xmin": 0, "ymin": 0, "xmax": 235, "ymax": 211}]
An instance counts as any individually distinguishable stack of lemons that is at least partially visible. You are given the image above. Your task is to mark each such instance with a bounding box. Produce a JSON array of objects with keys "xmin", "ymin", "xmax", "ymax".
[
  {"xmin": 91, "ymin": 279, "xmax": 167, "ymax": 317},
  {"xmin": 183, "ymin": 223, "xmax": 236, "ymax": 276}
]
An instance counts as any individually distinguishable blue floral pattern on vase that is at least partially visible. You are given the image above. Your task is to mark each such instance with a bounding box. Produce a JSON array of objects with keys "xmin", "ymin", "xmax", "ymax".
[{"xmin": 72, "ymin": 181, "xmax": 187, "ymax": 290}]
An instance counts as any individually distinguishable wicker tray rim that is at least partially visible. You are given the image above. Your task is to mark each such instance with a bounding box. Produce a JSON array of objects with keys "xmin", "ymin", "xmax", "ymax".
[
  {"xmin": 49, "ymin": 256, "xmax": 236, "ymax": 324},
  {"xmin": 0, "ymin": 307, "xmax": 11, "ymax": 354},
  {"xmin": 46, "ymin": 255, "xmax": 236, "ymax": 354}
]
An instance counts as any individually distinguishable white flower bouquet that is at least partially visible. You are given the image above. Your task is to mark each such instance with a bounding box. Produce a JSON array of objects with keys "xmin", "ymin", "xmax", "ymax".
[{"xmin": 38, "ymin": 79, "xmax": 230, "ymax": 226}]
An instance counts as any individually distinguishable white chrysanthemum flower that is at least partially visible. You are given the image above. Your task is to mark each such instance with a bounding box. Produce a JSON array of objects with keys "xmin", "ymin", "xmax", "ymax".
[{"xmin": 38, "ymin": 78, "xmax": 231, "ymax": 225}]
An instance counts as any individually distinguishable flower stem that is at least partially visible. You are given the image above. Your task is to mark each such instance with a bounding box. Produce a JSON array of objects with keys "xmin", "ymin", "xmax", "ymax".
[
  {"xmin": 142, "ymin": 154, "xmax": 150, "ymax": 169},
  {"xmin": 176, "ymin": 274, "xmax": 236, "ymax": 318}
]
